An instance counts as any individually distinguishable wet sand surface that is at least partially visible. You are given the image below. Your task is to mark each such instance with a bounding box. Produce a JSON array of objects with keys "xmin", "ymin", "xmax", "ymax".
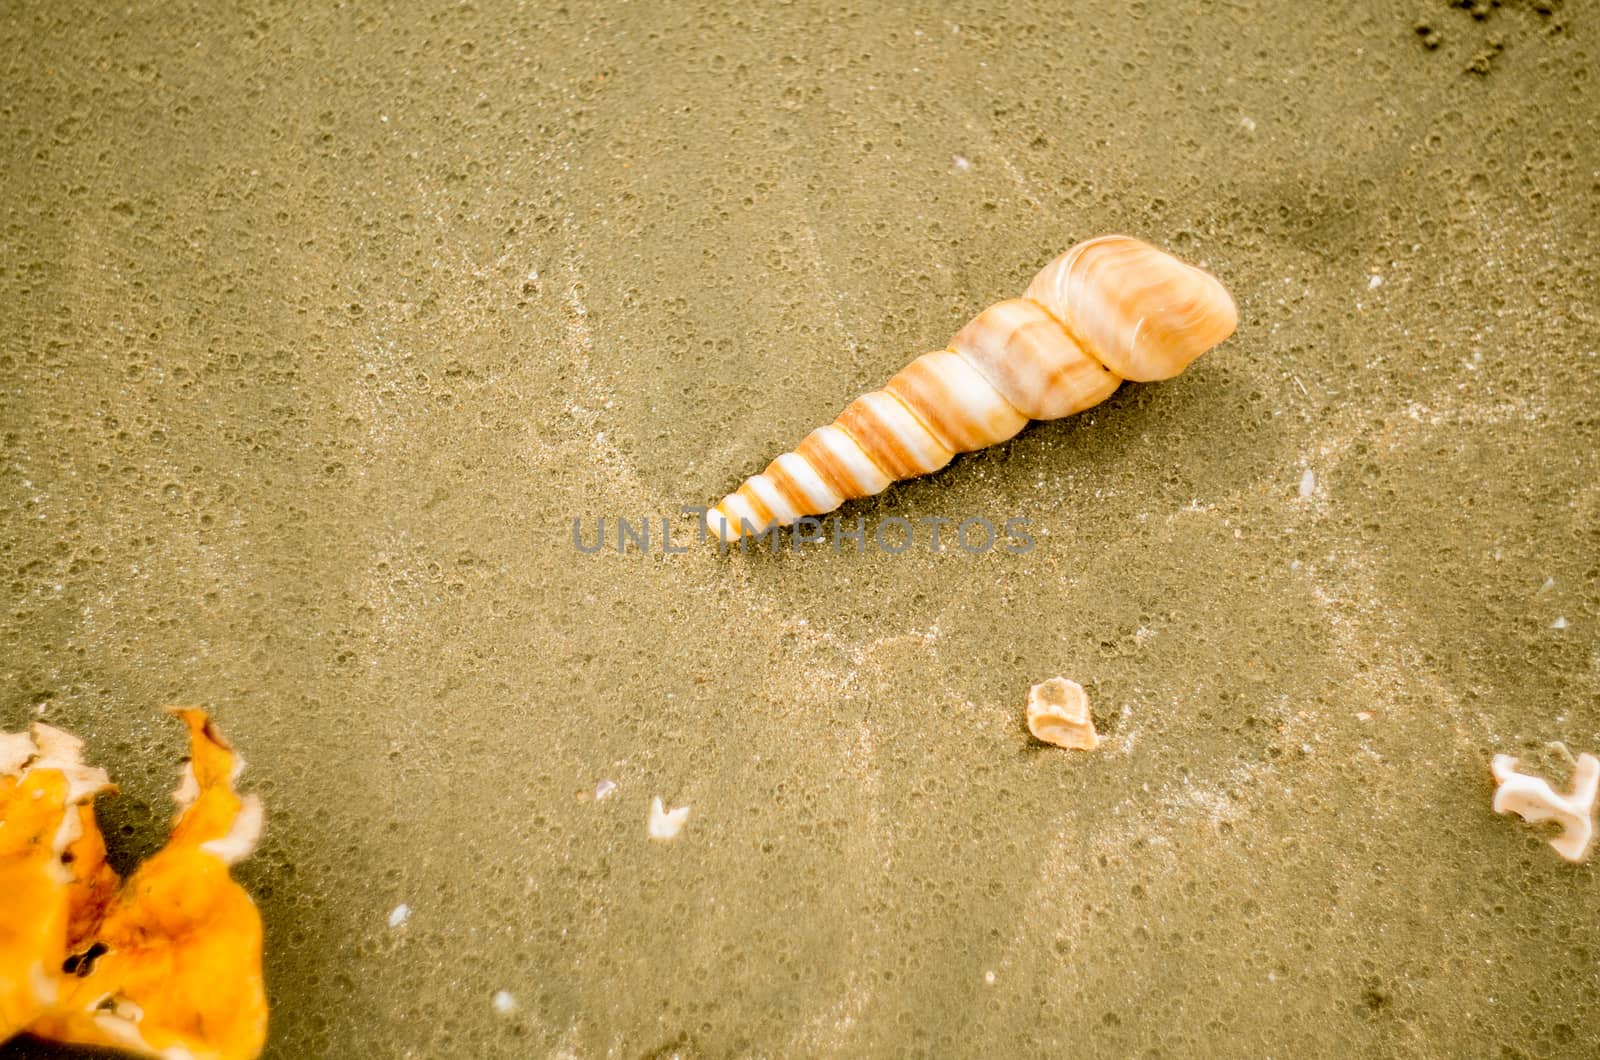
[{"xmin": 3, "ymin": 1, "xmax": 1598, "ymax": 1056}]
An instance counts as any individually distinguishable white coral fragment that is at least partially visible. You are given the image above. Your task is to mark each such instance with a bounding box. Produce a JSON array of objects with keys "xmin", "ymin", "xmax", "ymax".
[
  {"xmin": 1025, "ymin": 677, "xmax": 1099, "ymax": 751},
  {"xmin": 1490, "ymin": 753, "xmax": 1599, "ymax": 863},
  {"xmin": 648, "ymin": 796, "xmax": 690, "ymax": 841},
  {"xmin": 28, "ymin": 724, "xmax": 113, "ymax": 803},
  {"xmin": 0, "ymin": 731, "xmax": 36, "ymax": 776}
]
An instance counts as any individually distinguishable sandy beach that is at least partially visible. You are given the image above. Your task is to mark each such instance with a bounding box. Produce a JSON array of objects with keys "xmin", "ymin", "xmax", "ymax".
[{"xmin": 3, "ymin": 1, "xmax": 1597, "ymax": 1055}]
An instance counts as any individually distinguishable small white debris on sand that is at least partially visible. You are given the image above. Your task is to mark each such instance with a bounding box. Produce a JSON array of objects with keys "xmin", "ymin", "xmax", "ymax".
[
  {"xmin": 1490, "ymin": 753, "xmax": 1600, "ymax": 862},
  {"xmin": 1368, "ymin": 274, "xmax": 1383, "ymax": 289},
  {"xmin": 951, "ymin": 153, "xmax": 971, "ymax": 172},
  {"xmin": 1025, "ymin": 677, "xmax": 1099, "ymax": 751},
  {"xmin": 649, "ymin": 796, "xmax": 691, "ymax": 840},
  {"xmin": 594, "ymin": 778, "xmax": 617, "ymax": 801},
  {"xmin": 1298, "ymin": 468, "xmax": 1316, "ymax": 499},
  {"xmin": 387, "ymin": 903, "xmax": 410, "ymax": 928},
  {"xmin": 492, "ymin": 990, "xmax": 517, "ymax": 1015},
  {"xmin": 1552, "ymin": 616, "xmax": 1569, "ymax": 630},
  {"xmin": 984, "ymin": 970, "xmax": 997, "ymax": 985}
]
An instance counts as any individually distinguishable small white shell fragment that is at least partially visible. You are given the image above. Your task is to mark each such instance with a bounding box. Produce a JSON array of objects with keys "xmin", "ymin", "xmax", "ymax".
[
  {"xmin": 388, "ymin": 903, "xmax": 410, "ymax": 928},
  {"xmin": 1368, "ymin": 274, "xmax": 1382, "ymax": 289},
  {"xmin": 1490, "ymin": 753, "xmax": 1599, "ymax": 862},
  {"xmin": 1025, "ymin": 677, "xmax": 1099, "ymax": 751},
  {"xmin": 1298, "ymin": 468, "xmax": 1315, "ymax": 499},
  {"xmin": 1551, "ymin": 616, "xmax": 1569, "ymax": 630},
  {"xmin": 648, "ymin": 796, "xmax": 691, "ymax": 840},
  {"xmin": 594, "ymin": 778, "xmax": 618, "ymax": 801},
  {"xmin": 492, "ymin": 990, "xmax": 517, "ymax": 1015}
]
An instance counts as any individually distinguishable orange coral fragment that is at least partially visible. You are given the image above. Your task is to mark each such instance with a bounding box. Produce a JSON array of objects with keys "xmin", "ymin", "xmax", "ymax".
[
  {"xmin": 0, "ymin": 709, "xmax": 267, "ymax": 1060},
  {"xmin": 0, "ymin": 726, "xmax": 112, "ymax": 1041}
]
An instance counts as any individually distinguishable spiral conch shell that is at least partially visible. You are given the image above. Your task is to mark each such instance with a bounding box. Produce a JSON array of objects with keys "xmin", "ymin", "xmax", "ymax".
[{"xmin": 706, "ymin": 235, "xmax": 1238, "ymax": 541}]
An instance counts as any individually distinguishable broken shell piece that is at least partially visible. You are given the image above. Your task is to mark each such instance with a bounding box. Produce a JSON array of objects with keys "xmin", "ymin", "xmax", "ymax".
[
  {"xmin": 1026, "ymin": 677, "xmax": 1099, "ymax": 751},
  {"xmin": 648, "ymin": 796, "xmax": 691, "ymax": 841},
  {"xmin": 1490, "ymin": 753, "xmax": 1599, "ymax": 863}
]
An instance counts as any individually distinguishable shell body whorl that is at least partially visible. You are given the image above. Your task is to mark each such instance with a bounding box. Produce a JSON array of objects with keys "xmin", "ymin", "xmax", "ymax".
[
  {"xmin": 949, "ymin": 298, "xmax": 1119, "ymax": 420},
  {"xmin": 1024, "ymin": 235, "xmax": 1239, "ymax": 383},
  {"xmin": 706, "ymin": 235, "xmax": 1236, "ymax": 542}
]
